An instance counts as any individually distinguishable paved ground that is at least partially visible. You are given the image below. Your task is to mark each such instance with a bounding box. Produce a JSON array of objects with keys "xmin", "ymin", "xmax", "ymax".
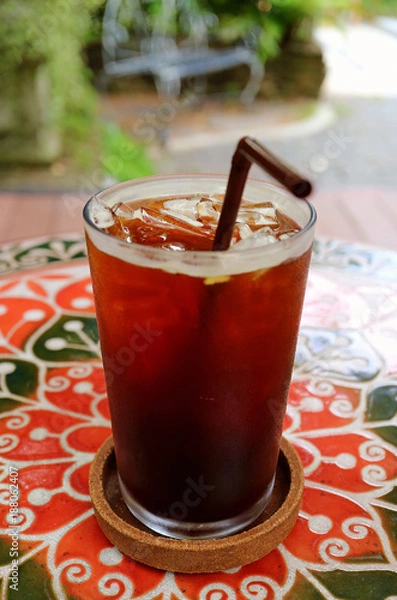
[
  {"xmin": 154, "ymin": 96, "xmax": 397, "ymax": 189},
  {"xmin": 153, "ymin": 23, "xmax": 397, "ymax": 190}
]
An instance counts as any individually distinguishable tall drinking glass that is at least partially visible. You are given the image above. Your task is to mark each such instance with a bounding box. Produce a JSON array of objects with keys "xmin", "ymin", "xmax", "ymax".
[{"xmin": 84, "ymin": 175, "xmax": 316, "ymax": 539}]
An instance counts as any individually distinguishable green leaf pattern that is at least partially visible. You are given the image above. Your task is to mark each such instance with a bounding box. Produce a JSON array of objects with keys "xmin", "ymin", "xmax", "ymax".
[{"xmin": 0, "ymin": 237, "xmax": 395, "ymax": 599}]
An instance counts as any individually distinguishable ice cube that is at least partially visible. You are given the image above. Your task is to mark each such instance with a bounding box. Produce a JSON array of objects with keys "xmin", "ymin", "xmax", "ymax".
[
  {"xmin": 139, "ymin": 207, "xmax": 211, "ymax": 244},
  {"xmin": 162, "ymin": 209, "xmax": 204, "ymax": 229},
  {"xmin": 244, "ymin": 201, "xmax": 273, "ymax": 209},
  {"xmin": 197, "ymin": 199, "xmax": 219, "ymax": 225},
  {"xmin": 275, "ymin": 209, "xmax": 300, "ymax": 235},
  {"xmin": 92, "ymin": 198, "xmax": 133, "ymax": 242},
  {"xmin": 233, "ymin": 227, "xmax": 278, "ymax": 249},
  {"xmin": 112, "ymin": 202, "xmax": 136, "ymax": 219},
  {"xmin": 235, "ymin": 223, "xmax": 253, "ymax": 241},
  {"xmin": 254, "ymin": 206, "xmax": 277, "ymax": 220},
  {"xmin": 93, "ymin": 207, "xmax": 115, "ymax": 229},
  {"xmin": 236, "ymin": 209, "xmax": 277, "ymax": 227},
  {"xmin": 92, "ymin": 196, "xmax": 116, "ymax": 229},
  {"xmin": 163, "ymin": 198, "xmax": 200, "ymax": 221}
]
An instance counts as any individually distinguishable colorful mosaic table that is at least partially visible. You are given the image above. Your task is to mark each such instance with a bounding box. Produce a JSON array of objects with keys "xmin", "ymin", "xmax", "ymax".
[{"xmin": 0, "ymin": 235, "xmax": 396, "ymax": 599}]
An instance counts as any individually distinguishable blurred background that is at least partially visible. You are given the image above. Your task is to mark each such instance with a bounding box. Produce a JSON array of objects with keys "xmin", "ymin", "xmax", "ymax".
[{"xmin": 0, "ymin": 0, "xmax": 396, "ymax": 249}]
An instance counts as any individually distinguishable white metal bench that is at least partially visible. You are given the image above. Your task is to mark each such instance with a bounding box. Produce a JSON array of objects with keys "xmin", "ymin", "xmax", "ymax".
[{"xmin": 101, "ymin": 0, "xmax": 264, "ymax": 103}]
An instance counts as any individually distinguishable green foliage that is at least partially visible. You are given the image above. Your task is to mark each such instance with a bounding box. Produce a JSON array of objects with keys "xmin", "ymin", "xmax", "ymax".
[
  {"xmin": 199, "ymin": 0, "xmax": 351, "ymax": 60},
  {"xmin": 0, "ymin": 1, "xmax": 155, "ymax": 171},
  {"xmin": 101, "ymin": 122, "xmax": 155, "ymax": 182},
  {"xmin": 0, "ymin": 0, "xmax": 103, "ymax": 142},
  {"xmin": 361, "ymin": 0, "xmax": 397, "ymax": 16}
]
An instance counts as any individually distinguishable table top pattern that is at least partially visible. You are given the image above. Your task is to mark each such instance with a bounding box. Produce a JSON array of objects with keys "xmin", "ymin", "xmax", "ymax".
[{"xmin": 0, "ymin": 235, "xmax": 396, "ymax": 599}]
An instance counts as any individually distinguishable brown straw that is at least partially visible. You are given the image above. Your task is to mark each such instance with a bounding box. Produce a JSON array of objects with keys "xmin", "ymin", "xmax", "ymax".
[{"xmin": 212, "ymin": 137, "xmax": 312, "ymax": 251}]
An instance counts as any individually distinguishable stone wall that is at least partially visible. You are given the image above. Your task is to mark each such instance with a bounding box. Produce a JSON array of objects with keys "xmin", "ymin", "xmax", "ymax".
[{"xmin": 0, "ymin": 59, "xmax": 62, "ymax": 165}]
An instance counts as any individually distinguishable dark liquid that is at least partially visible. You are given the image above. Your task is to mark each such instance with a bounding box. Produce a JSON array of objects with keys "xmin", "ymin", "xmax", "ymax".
[{"xmin": 87, "ymin": 195, "xmax": 310, "ymax": 524}]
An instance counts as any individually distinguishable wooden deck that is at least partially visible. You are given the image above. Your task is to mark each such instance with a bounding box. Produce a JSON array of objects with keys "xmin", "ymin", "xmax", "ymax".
[
  {"xmin": 0, "ymin": 191, "xmax": 87, "ymax": 245},
  {"xmin": 0, "ymin": 187, "xmax": 396, "ymax": 252}
]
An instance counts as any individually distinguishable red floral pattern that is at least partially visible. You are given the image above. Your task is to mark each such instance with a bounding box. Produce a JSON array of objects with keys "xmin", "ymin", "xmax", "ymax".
[{"xmin": 0, "ymin": 240, "xmax": 396, "ymax": 599}]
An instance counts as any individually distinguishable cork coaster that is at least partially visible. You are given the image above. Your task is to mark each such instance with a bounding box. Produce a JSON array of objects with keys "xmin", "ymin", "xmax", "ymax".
[{"xmin": 89, "ymin": 437, "xmax": 304, "ymax": 573}]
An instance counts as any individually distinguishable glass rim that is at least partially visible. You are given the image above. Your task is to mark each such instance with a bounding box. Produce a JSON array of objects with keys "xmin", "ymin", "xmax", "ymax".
[{"xmin": 83, "ymin": 173, "xmax": 316, "ymax": 261}]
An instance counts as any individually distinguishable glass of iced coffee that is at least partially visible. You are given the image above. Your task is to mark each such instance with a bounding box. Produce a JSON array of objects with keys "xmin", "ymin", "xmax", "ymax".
[{"xmin": 84, "ymin": 170, "xmax": 316, "ymax": 540}]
